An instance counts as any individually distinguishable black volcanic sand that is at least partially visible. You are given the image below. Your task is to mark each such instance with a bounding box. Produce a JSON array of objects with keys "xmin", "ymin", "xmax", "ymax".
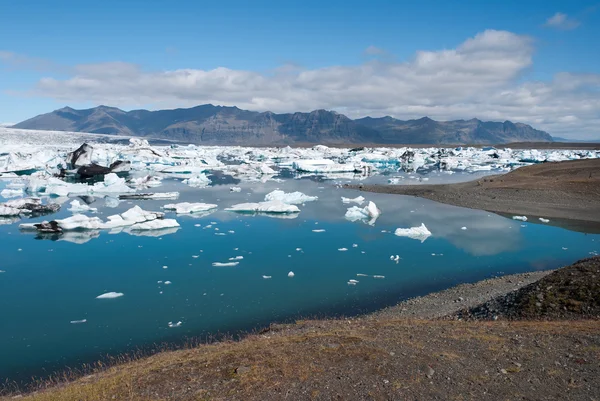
[{"xmin": 351, "ymin": 159, "xmax": 600, "ymax": 230}]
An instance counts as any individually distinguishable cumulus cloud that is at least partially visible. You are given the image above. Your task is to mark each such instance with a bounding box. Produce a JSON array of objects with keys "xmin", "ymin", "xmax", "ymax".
[
  {"xmin": 544, "ymin": 12, "xmax": 580, "ymax": 30},
  {"xmin": 3, "ymin": 29, "xmax": 600, "ymax": 139}
]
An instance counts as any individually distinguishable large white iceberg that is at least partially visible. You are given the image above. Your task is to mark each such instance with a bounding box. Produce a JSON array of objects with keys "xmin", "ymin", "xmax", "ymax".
[
  {"xmin": 103, "ymin": 206, "xmax": 165, "ymax": 229},
  {"xmin": 264, "ymin": 190, "xmax": 318, "ymax": 205},
  {"xmin": 394, "ymin": 223, "xmax": 432, "ymax": 243},
  {"xmin": 163, "ymin": 202, "xmax": 218, "ymax": 214}
]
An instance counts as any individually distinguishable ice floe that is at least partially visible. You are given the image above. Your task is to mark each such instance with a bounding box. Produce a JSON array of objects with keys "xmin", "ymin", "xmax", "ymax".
[
  {"xmin": 341, "ymin": 196, "xmax": 365, "ymax": 205},
  {"xmin": 212, "ymin": 262, "xmax": 239, "ymax": 267},
  {"xmin": 345, "ymin": 201, "xmax": 381, "ymax": 225},
  {"xmin": 394, "ymin": 223, "xmax": 432, "ymax": 243},
  {"xmin": 163, "ymin": 202, "xmax": 218, "ymax": 214},
  {"xmin": 264, "ymin": 190, "xmax": 318, "ymax": 205},
  {"xmin": 512, "ymin": 216, "xmax": 528, "ymax": 221},
  {"xmin": 539, "ymin": 218, "xmax": 550, "ymax": 223},
  {"xmin": 68, "ymin": 200, "xmax": 97, "ymax": 213},
  {"xmin": 288, "ymin": 271, "xmax": 295, "ymax": 277},
  {"xmin": 226, "ymin": 201, "xmax": 300, "ymax": 214},
  {"xmin": 96, "ymin": 292, "xmax": 124, "ymax": 299}
]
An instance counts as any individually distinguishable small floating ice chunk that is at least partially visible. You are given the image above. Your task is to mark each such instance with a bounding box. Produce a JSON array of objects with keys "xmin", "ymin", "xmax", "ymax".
[
  {"xmin": 512, "ymin": 216, "xmax": 528, "ymax": 221},
  {"xmin": 129, "ymin": 219, "xmax": 180, "ymax": 231},
  {"xmin": 352, "ymin": 244, "xmax": 358, "ymax": 248},
  {"xmin": 348, "ymin": 279, "xmax": 359, "ymax": 283},
  {"xmin": 230, "ymin": 186, "xmax": 242, "ymax": 192},
  {"xmin": 394, "ymin": 223, "xmax": 432, "ymax": 243},
  {"xmin": 390, "ymin": 255, "xmax": 400, "ymax": 263},
  {"xmin": 192, "ymin": 255, "xmax": 199, "ymax": 258},
  {"xmin": 168, "ymin": 321, "xmax": 183, "ymax": 328},
  {"xmin": 96, "ymin": 292, "xmax": 124, "ymax": 299},
  {"xmin": 288, "ymin": 271, "xmax": 295, "ymax": 277},
  {"xmin": 70, "ymin": 319, "xmax": 87, "ymax": 324},
  {"xmin": 539, "ymin": 218, "xmax": 550, "ymax": 223},
  {"xmin": 162, "ymin": 265, "xmax": 168, "ymax": 269},
  {"xmin": 182, "ymin": 173, "xmax": 211, "ymax": 188},
  {"xmin": 461, "ymin": 226, "xmax": 467, "ymax": 230},
  {"xmin": 347, "ymin": 281, "xmax": 357, "ymax": 286},
  {"xmin": 228, "ymin": 256, "xmax": 244, "ymax": 261},
  {"xmin": 212, "ymin": 262, "xmax": 239, "ymax": 267},
  {"xmin": 338, "ymin": 248, "xmax": 348, "ymax": 252},
  {"xmin": 312, "ymin": 229, "xmax": 326, "ymax": 233},
  {"xmin": 262, "ymin": 275, "xmax": 272, "ymax": 279},
  {"xmin": 357, "ymin": 273, "xmax": 368, "ymax": 277},
  {"xmin": 164, "ymin": 281, "xmax": 172, "ymax": 285},
  {"xmin": 341, "ymin": 196, "xmax": 365, "ymax": 205},
  {"xmin": 373, "ymin": 275, "xmax": 385, "ymax": 279}
]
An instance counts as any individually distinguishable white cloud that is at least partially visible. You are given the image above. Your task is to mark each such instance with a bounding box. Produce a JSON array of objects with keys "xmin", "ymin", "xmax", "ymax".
[
  {"xmin": 4, "ymin": 29, "xmax": 600, "ymax": 139},
  {"xmin": 544, "ymin": 12, "xmax": 580, "ymax": 30}
]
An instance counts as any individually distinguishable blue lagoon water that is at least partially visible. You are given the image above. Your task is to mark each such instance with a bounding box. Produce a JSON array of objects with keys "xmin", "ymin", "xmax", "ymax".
[{"xmin": 0, "ymin": 176, "xmax": 598, "ymax": 382}]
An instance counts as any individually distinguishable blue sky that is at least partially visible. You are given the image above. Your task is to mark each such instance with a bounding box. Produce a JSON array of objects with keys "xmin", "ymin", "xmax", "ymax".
[{"xmin": 1, "ymin": 0, "xmax": 599, "ymax": 138}]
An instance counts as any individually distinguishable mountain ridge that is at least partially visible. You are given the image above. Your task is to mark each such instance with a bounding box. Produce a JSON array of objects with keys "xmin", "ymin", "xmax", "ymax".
[{"xmin": 13, "ymin": 104, "xmax": 553, "ymax": 145}]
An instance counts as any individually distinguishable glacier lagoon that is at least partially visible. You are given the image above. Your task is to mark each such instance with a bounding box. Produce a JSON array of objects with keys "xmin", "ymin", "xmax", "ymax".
[
  {"xmin": 1, "ymin": 175, "xmax": 599, "ymax": 382},
  {"xmin": 1, "ymin": 129, "xmax": 600, "ymax": 383}
]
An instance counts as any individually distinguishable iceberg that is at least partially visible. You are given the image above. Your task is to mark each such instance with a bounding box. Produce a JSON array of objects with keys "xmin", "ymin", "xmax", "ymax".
[
  {"xmin": 182, "ymin": 173, "xmax": 211, "ymax": 188},
  {"xmin": 512, "ymin": 216, "xmax": 528, "ymax": 221},
  {"xmin": 163, "ymin": 202, "xmax": 218, "ymax": 214},
  {"xmin": 96, "ymin": 292, "xmax": 124, "ymax": 299},
  {"xmin": 68, "ymin": 200, "xmax": 97, "ymax": 213},
  {"xmin": 119, "ymin": 192, "xmax": 179, "ymax": 200},
  {"xmin": 129, "ymin": 219, "xmax": 180, "ymax": 231},
  {"xmin": 128, "ymin": 175, "xmax": 162, "ymax": 189},
  {"xmin": 212, "ymin": 262, "xmax": 239, "ymax": 267},
  {"xmin": 344, "ymin": 201, "xmax": 381, "ymax": 225},
  {"xmin": 55, "ymin": 214, "xmax": 105, "ymax": 231},
  {"xmin": 341, "ymin": 196, "xmax": 365, "ymax": 205},
  {"xmin": 226, "ymin": 200, "xmax": 300, "ymax": 214},
  {"xmin": 264, "ymin": 190, "xmax": 318, "ymax": 205},
  {"xmin": 1, "ymin": 188, "xmax": 23, "ymax": 198},
  {"xmin": 394, "ymin": 223, "xmax": 432, "ymax": 243},
  {"xmin": 103, "ymin": 206, "xmax": 165, "ymax": 229}
]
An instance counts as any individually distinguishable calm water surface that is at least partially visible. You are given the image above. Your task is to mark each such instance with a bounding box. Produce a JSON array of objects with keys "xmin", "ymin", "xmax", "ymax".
[{"xmin": 0, "ymin": 173, "xmax": 598, "ymax": 382}]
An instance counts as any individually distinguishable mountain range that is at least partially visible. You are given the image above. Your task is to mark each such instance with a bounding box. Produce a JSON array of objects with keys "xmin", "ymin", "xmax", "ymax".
[{"xmin": 13, "ymin": 104, "xmax": 553, "ymax": 145}]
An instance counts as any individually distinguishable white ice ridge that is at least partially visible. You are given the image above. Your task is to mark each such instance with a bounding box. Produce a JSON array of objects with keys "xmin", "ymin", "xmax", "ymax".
[
  {"xmin": 264, "ymin": 190, "xmax": 318, "ymax": 205},
  {"xmin": 394, "ymin": 223, "xmax": 432, "ymax": 243},
  {"xmin": 341, "ymin": 196, "xmax": 365, "ymax": 205},
  {"xmin": 96, "ymin": 292, "xmax": 124, "ymax": 299},
  {"xmin": 225, "ymin": 200, "xmax": 300, "ymax": 214},
  {"xmin": 163, "ymin": 202, "xmax": 218, "ymax": 214},
  {"xmin": 345, "ymin": 201, "xmax": 381, "ymax": 225},
  {"xmin": 68, "ymin": 200, "xmax": 97, "ymax": 213}
]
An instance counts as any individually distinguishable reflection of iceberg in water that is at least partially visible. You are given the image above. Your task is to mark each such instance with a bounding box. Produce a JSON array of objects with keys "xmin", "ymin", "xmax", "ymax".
[
  {"xmin": 126, "ymin": 227, "xmax": 180, "ymax": 237},
  {"xmin": 34, "ymin": 230, "xmax": 101, "ymax": 244}
]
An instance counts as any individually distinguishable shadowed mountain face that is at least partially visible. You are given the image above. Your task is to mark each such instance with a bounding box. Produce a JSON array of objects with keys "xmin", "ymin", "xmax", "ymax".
[{"xmin": 13, "ymin": 105, "xmax": 553, "ymax": 145}]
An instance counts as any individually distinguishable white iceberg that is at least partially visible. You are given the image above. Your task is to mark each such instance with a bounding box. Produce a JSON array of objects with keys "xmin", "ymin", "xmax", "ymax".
[
  {"xmin": 103, "ymin": 206, "xmax": 165, "ymax": 229},
  {"xmin": 344, "ymin": 201, "xmax": 381, "ymax": 225},
  {"xmin": 55, "ymin": 214, "xmax": 105, "ymax": 230},
  {"xmin": 539, "ymin": 218, "xmax": 550, "ymax": 223},
  {"xmin": 182, "ymin": 173, "xmax": 211, "ymax": 188},
  {"xmin": 212, "ymin": 262, "xmax": 239, "ymax": 267},
  {"xmin": 1, "ymin": 188, "xmax": 23, "ymax": 198},
  {"xmin": 226, "ymin": 200, "xmax": 300, "ymax": 214},
  {"xmin": 264, "ymin": 190, "xmax": 318, "ymax": 205},
  {"xmin": 129, "ymin": 219, "xmax": 180, "ymax": 231},
  {"xmin": 230, "ymin": 186, "xmax": 242, "ymax": 192},
  {"xmin": 68, "ymin": 200, "xmax": 97, "ymax": 213},
  {"xmin": 341, "ymin": 196, "xmax": 365, "ymax": 205},
  {"xmin": 512, "ymin": 216, "xmax": 528, "ymax": 221},
  {"xmin": 96, "ymin": 292, "xmax": 124, "ymax": 299},
  {"xmin": 163, "ymin": 202, "xmax": 218, "ymax": 214},
  {"xmin": 394, "ymin": 223, "xmax": 432, "ymax": 243}
]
